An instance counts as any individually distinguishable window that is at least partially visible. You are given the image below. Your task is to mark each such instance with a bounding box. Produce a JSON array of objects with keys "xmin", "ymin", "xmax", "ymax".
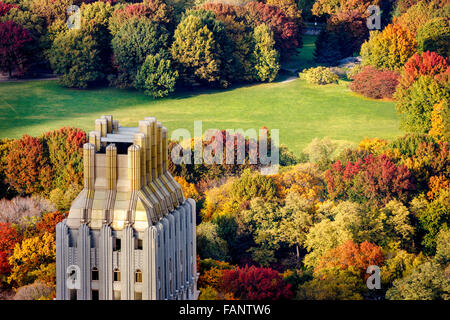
[
  {"xmin": 134, "ymin": 291, "xmax": 142, "ymax": 300},
  {"xmin": 69, "ymin": 289, "xmax": 77, "ymax": 300},
  {"xmin": 91, "ymin": 290, "xmax": 99, "ymax": 300},
  {"xmin": 114, "ymin": 268, "xmax": 121, "ymax": 282},
  {"xmin": 114, "ymin": 238, "xmax": 121, "ymax": 251},
  {"xmin": 135, "ymin": 270, "xmax": 143, "ymax": 283},
  {"xmin": 136, "ymin": 239, "xmax": 143, "ymax": 250},
  {"xmin": 113, "ymin": 290, "xmax": 121, "ymax": 300},
  {"xmin": 92, "ymin": 267, "xmax": 99, "ymax": 281}
]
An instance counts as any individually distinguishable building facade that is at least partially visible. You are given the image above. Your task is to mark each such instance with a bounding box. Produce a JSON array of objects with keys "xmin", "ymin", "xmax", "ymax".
[{"xmin": 56, "ymin": 116, "xmax": 198, "ymax": 300}]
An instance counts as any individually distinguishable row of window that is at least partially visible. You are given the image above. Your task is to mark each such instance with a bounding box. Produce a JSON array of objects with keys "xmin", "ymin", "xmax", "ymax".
[
  {"xmin": 69, "ymin": 289, "xmax": 142, "ymax": 300},
  {"xmin": 91, "ymin": 268, "xmax": 142, "ymax": 283},
  {"xmin": 112, "ymin": 238, "xmax": 143, "ymax": 251}
]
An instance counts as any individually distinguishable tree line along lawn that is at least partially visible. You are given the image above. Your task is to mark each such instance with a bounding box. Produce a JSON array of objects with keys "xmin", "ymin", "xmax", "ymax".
[{"xmin": 0, "ymin": 77, "xmax": 401, "ymax": 156}]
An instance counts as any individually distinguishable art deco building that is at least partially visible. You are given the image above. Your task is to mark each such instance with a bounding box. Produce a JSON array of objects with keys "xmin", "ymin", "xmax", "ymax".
[{"xmin": 56, "ymin": 116, "xmax": 198, "ymax": 300}]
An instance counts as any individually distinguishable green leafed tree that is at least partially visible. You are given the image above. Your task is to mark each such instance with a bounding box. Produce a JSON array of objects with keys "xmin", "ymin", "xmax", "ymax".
[
  {"xmin": 111, "ymin": 18, "xmax": 170, "ymax": 88},
  {"xmin": 251, "ymin": 23, "xmax": 279, "ymax": 82},
  {"xmin": 170, "ymin": 10, "xmax": 231, "ymax": 87},
  {"xmin": 135, "ymin": 53, "xmax": 179, "ymax": 98},
  {"xmin": 49, "ymin": 29, "xmax": 104, "ymax": 88}
]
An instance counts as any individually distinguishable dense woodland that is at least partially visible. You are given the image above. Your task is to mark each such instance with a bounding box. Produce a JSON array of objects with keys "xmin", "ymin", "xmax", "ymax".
[{"xmin": 0, "ymin": 0, "xmax": 449, "ymax": 300}]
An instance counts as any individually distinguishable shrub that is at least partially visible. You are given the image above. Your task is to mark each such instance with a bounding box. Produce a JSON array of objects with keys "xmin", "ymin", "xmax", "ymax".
[
  {"xmin": 111, "ymin": 18, "xmax": 170, "ymax": 88},
  {"xmin": 417, "ymin": 17, "xmax": 450, "ymax": 58},
  {"xmin": 360, "ymin": 24, "xmax": 417, "ymax": 71},
  {"xmin": 13, "ymin": 281, "xmax": 54, "ymax": 300},
  {"xmin": 395, "ymin": 75, "xmax": 449, "ymax": 133},
  {"xmin": 396, "ymin": 51, "xmax": 449, "ymax": 96},
  {"xmin": 0, "ymin": 196, "xmax": 55, "ymax": 228},
  {"xmin": 300, "ymin": 66, "xmax": 339, "ymax": 85},
  {"xmin": 49, "ymin": 29, "xmax": 105, "ymax": 88},
  {"xmin": 135, "ymin": 53, "xmax": 178, "ymax": 98},
  {"xmin": 349, "ymin": 66, "xmax": 400, "ymax": 99}
]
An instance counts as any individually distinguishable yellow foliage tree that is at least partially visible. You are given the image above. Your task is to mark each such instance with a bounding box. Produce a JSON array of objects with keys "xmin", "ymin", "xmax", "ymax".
[
  {"xmin": 271, "ymin": 163, "xmax": 325, "ymax": 201},
  {"xmin": 8, "ymin": 232, "xmax": 56, "ymax": 287},
  {"xmin": 429, "ymin": 100, "xmax": 449, "ymax": 142},
  {"xmin": 358, "ymin": 137, "xmax": 389, "ymax": 155},
  {"xmin": 173, "ymin": 176, "xmax": 200, "ymax": 201},
  {"xmin": 360, "ymin": 24, "xmax": 417, "ymax": 71}
]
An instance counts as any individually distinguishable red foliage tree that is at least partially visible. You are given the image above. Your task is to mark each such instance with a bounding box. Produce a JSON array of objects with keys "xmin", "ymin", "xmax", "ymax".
[
  {"xmin": 325, "ymin": 154, "xmax": 414, "ymax": 204},
  {"xmin": 350, "ymin": 66, "xmax": 400, "ymax": 99},
  {"xmin": 397, "ymin": 51, "xmax": 449, "ymax": 94},
  {"xmin": 315, "ymin": 240, "xmax": 384, "ymax": 279},
  {"xmin": 0, "ymin": 222, "xmax": 21, "ymax": 274},
  {"xmin": 244, "ymin": 1, "xmax": 301, "ymax": 58},
  {"xmin": 5, "ymin": 135, "xmax": 53, "ymax": 195},
  {"xmin": 222, "ymin": 265, "xmax": 293, "ymax": 300},
  {"xmin": 35, "ymin": 211, "xmax": 68, "ymax": 235},
  {"xmin": 0, "ymin": 20, "xmax": 32, "ymax": 78}
]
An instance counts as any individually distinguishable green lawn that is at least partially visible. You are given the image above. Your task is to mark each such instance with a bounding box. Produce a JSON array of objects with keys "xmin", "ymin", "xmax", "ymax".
[
  {"xmin": 0, "ymin": 35, "xmax": 402, "ymax": 155},
  {"xmin": 0, "ymin": 78, "xmax": 401, "ymax": 155}
]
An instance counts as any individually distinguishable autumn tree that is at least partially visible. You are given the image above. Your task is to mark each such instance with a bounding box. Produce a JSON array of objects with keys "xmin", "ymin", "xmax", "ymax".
[
  {"xmin": 197, "ymin": 222, "xmax": 229, "ymax": 261},
  {"xmin": 8, "ymin": 232, "xmax": 56, "ymax": 287},
  {"xmin": 297, "ymin": 267, "xmax": 366, "ymax": 300},
  {"xmin": 244, "ymin": 1, "xmax": 301, "ymax": 59},
  {"xmin": 360, "ymin": 24, "xmax": 417, "ymax": 71},
  {"xmin": 315, "ymin": 240, "xmax": 384, "ymax": 278},
  {"xmin": 417, "ymin": 17, "xmax": 450, "ymax": 58},
  {"xmin": 395, "ymin": 75, "xmax": 449, "ymax": 133},
  {"xmin": 325, "ymin": 154, "xmax": 414, "ymax": 204},
  {"xmin": 35, "ymin": 211, "xmax": 68, "ymax": 235},
  {"xmin": 222, "ymin": 265, "xmax": 293, "ymax": 300},
  {"xmin": 41, "ymin": 127, "xmax": 86, "ymax": 192},
  {"xmin": 386, "ymin": 261, "xmax": 450, "ymax": 300},
  {"xmin": 5, "ymin": 135, "xmax": 53, "ymax": 195},
  {"xmin": 312, "ymin": 0, "xmax": 379, "ymax": 17},
  {"xmin": 0, "ymin": 222, "xmax": 21, "ymax": 275},
  {"xmin": 429, "ymin": 100, "xmax": 449, "ymax": 142},
  {"xmin": 0, "ymin": 20, "xmax": 32, "ymax": 77}
]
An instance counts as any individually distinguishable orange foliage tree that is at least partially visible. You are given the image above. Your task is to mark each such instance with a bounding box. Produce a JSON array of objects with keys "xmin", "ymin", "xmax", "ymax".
[
  {"xmin": 35, "ymin": 211, "xmax": 68, "ymax": 235},
  {"xmin": 315, "ymin": 240, "xmax": 384, "ymax": 279},
  {"xmin": 4, "ymin": 135, "xmax": 53, "ymax": 195}
]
